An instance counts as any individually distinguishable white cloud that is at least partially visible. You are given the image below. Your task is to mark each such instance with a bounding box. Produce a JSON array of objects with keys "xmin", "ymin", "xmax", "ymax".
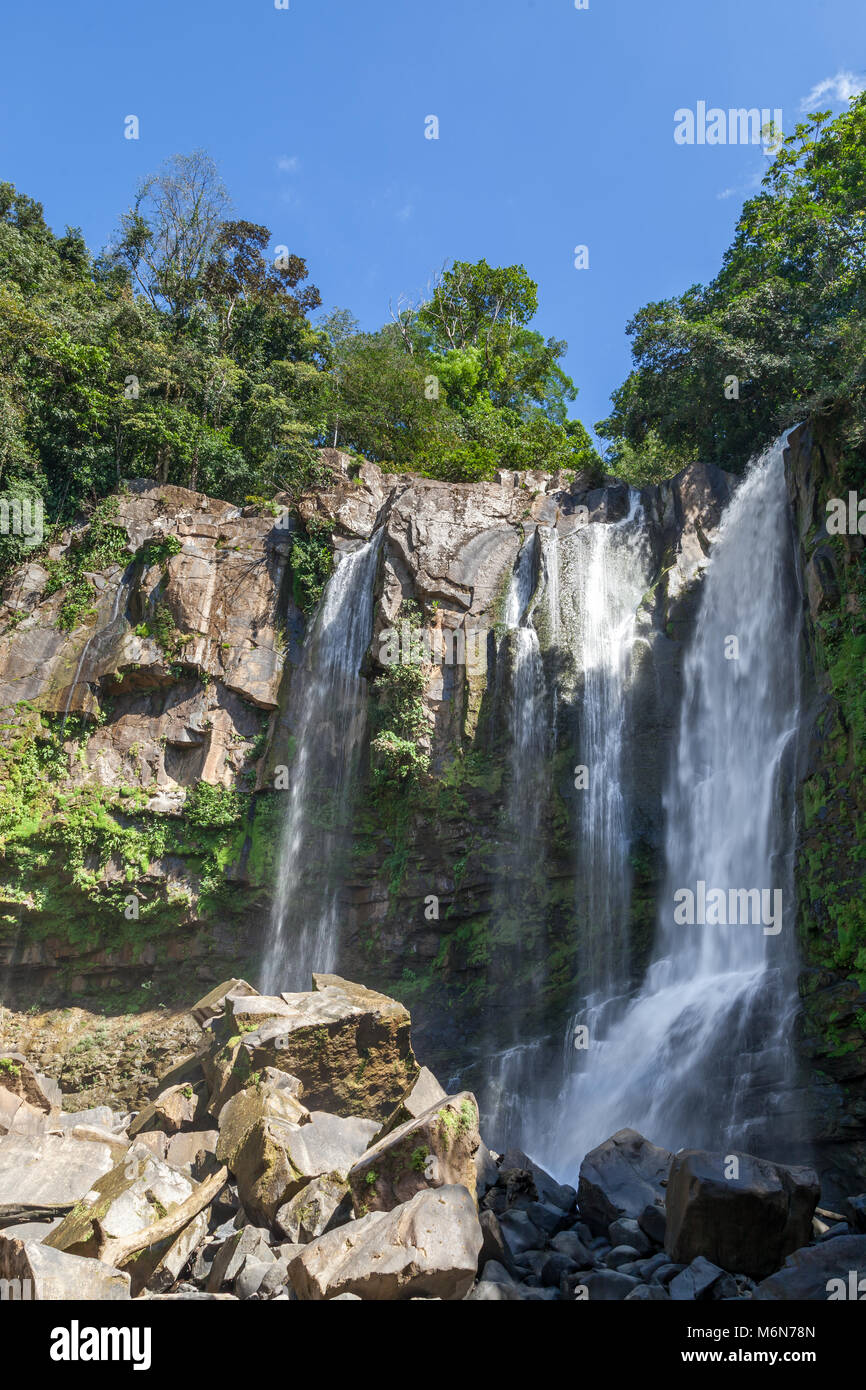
[
  {"xmin": 800, "ymin": 71, "xmax": 865, "ymax": 112},
  {"xmin": 276, "ymin": 155, "xmax": 301, "ymax": 173},
  {"xmin": 396, "ymin": 203, "xmax": 413, "ymax": 222}
]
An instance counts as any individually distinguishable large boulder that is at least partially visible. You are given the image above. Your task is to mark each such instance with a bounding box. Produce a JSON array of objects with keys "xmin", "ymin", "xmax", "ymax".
[
  {"xmin": 348, "ymin": 1092, "xmax": 479, "ymax": 1215},
  {"xmin": 128, "ymin": 1082, "xmax": 202, "ymax": 1137},
  {"xmin": 43, "ymin": 1143, "xmax": 222, "ymax": 1294},
  {"xmin": 665, "ymin": 1150, "xmax": 820, "ymax": 1280},
  {"xmin": 288, "ymin": 1185, "xmax": 483, "ymax": 1301},
  {"xmin": 203, "ymin": 976, "xmax": 417, "ymax": 1121},
  {"xmin": 215, "ymin": 1071, "xmax": 308, "ymax": 1171},
  {"xmin": 0, "ymin": 1235, "xmax": 131, "ymax": 1299},
  {"xmin": 275, "ymin": 1174, "xmax": 351, "ymax": 1244},
  {"xmin": 231, "ymin": 1110, "xmax": 378, "ymax": 1227},
  {"xmin": 374, "ymin": 1067, "xmax": 447, "ymax": 1140},
  {"xmin": 752, "ymin": 1235, "xmax": 866, "ymax": 1300},
  {"xmin": 190, "ymin": 979, "xmax": 260, "ymax": 1028},
  {"xmin": 577, "ymin": 1129, "xmax": 672, "ymax": 1236},
  {"xmin": 0, "ymin": 1134, "xmax": 115, "ymax": 1221}
]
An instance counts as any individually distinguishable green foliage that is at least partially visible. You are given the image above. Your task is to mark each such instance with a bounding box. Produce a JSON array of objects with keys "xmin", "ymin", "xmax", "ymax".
[
  {"xmin": 136, "ymin": 534, "xmax": 181, "ymax": 568},
  {"xmin": 598, "ymin": 93, "xmax": 866, "ymax": 475},
  {"xmin": 320, "ymin": 259, "xmax": 600, "ymax": 480},
  {"xmin": 290, "ymin": 515, "xmax": 334, "ymax": 616},
  {"xmin": 370, "ymin": 602, "xmax": 431, "ymax": 786},
  {"xmin": 183, "ymin": 781, "xmax": 246, "ymax": 829},
  {"xmin": 42, "ymin": 497, "xmax": 129, "ymax": 632}
]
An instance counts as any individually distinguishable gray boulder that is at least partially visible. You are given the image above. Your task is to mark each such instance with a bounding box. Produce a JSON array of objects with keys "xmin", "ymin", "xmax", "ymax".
[
  {"xmin": 0, "ymin": 1235, "xmax": 130, "ymax": 1299},
  {"xmin": 665, "ymin": 1149, "xmax": 820, "ymax": 1280},
  {"xmin": 578, "ymin": 1129, "xmax": 673, "ymax": 1235},
  {"xmin": 288, "ymin": 1185, "xmax": 483, "ymax": 1301},
  {"xmin": 668, "ymin": 1255, "xmax": 727, "ymax": 1300},
  {"xmin": 752, "ymin": 1235, "xmax": 866, "ymax": 1300}
]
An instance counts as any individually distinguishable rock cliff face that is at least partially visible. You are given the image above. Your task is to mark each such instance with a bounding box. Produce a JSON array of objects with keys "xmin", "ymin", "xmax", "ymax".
[
  {"xmin": 0, "ymin": 434, "xmax": 862, "ymax": 1199},
  {"xmin": 0, "ymin": 451, "xmax": 733, "ymax": 1101},
  {"xmin": 784, "ymin": 424, "xmax": 866, "ymax": 1199}
]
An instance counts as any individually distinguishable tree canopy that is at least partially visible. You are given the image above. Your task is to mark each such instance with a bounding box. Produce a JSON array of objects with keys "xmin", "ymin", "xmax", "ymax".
[
  {"xmin": 598, "ymin": 92, "xmax": 866, "ymax": 480},
  {"xmin": 0, "ymin": 153, "xmax": 599, "ymax": 573}
]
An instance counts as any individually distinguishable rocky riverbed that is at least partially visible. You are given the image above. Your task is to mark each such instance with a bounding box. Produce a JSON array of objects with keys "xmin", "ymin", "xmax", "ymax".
[{"xmin": 1, "ymin": 975, "xmax": 863, "ymax": 1302}]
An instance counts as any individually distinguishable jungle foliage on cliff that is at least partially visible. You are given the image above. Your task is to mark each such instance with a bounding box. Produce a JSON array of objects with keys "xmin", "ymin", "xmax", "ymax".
[{"xmin": 0, "ymin": 153, "xmax": 597, "ymax": 575}]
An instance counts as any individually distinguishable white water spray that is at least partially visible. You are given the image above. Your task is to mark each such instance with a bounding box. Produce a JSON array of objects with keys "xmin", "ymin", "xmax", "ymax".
[
  {"xmin": 263, "ymin": 533, "xmax": 382, "ymax": 993},
  {"xmin": 542, "ymin": 440, "xmax": 802, "ymax": 1179}
]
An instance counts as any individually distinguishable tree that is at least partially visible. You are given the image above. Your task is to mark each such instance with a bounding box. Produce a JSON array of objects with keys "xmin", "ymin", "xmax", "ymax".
[
  {"xmin": 598, "ymin": 92, "xmax": 866, "ymax": 474},
  {"xmin": 110, "ymin": 151, "xmax": 231, "ymax": 320}
]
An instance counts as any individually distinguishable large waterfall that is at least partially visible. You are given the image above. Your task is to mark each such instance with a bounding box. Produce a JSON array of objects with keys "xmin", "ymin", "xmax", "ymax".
[
  {"xmin": 262, "ymin": 533, "xmax": 382, "ymax": 993},
  {"xmin": 563, "ymin": 492, "xmax": 654, "ymax": 997},
  {"xmin": 541, "ymin": 439, "xmax": 803, "ymax": 1179},
  {"xmin": 477, "ymin": 501, "xmax": 653, "ymax": 1149}
]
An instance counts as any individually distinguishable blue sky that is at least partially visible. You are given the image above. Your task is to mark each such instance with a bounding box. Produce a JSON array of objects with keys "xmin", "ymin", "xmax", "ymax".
[{"xmin": 2, "ymin": 0, "xmax": 864, "ymax": 444}]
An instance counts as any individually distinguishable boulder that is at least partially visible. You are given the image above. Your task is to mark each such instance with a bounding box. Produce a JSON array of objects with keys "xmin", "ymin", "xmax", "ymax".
[
  {"xmin": 475, "ymin": 1140, "xmax": 499, "ymax": 1196},
  {"xmin": 752, "ymin": 1235, "xmax": 866, "ymax": 1300},
  {"xmin": 478, "ymin": 1209, "xmax": 510, "ymax": 1270},
  {"xmin": 348, "ymin": 1092, "xmax": 479, "ymax": 1215},
  {"xmin": 275, "ymin": 1174, "xmax": 351, "ymax": 1243},
  {"xmin": 578, "ymin": 1129, "xmax": 673, "ymax": 1236},
  {"xmin": 609, "ymin": 1217, "xmax": 653, "ymax": 1255},
  {"xmin": 128, "ymin": 1082, "xmax": 201, "ymax": 1137},
  {"xmin": 577, "ymin": 1269, "xmax": 641, "ymax": 1301},
  {"xmin": 551, "ymin": 1229, "xmax": 593, "ymax": 1267},
  {"xmin": 668, "ymin": 1255, "xmax": 727, "ymax": 1301},
  {"xmin": 206, "ymin": 1225, "xmax": 273, "ymax": 1292},
  {"xmin": 0, "ymin": 1234, "xmax": 130, "ymax": 1299},
  {"xmin": 0, "ymin": 1134, "xmax": 115, "ymax": 1217},
  {"xmin": 498, "ymin": 1208, "xmax": 544, "ymax": 1259},
  {"xmin": 190, "ymin": 979, "xmax": 260, "ymax": 1028},
  {"xmin": 145, "ymin": 1210, "xmax": 208, "ymax": 1293},
  {"xmin": 665, "ymin": 1149, "xmax": 820, "ymax": 1280},
  {"xmin": 215, "ymin": 1072, "xmax": 308, "ymax": 1171},
  {"xmin": 638, "ymin": 1201, "xmax": 667, "ymax": 1246},
  {"xmin": 204, "ymin": 976, "xmax": 417, "ymax": 1121},
  {"xmin": 499, "ymin": 1148, "xmax": 576, "ymax": 1213},
  {"xmin": 45, "ymin": 1146, "xmax": 196, "ymax": 1262},
  {"xmin": 375, "ymin": 1066, "xmax": 447, "ymax": 1139},
  {"xmin": 44, "ymin": 1145, "xmax": 225, "ymax": 1295},
  {"xmin": 231, "ymin": 1110, "xmax": 378, "ymax": 1227},
  {"xmin": 846, "ymin": 1194, "xmax": 866, "ymax": 1234},
  {"xmin": 288, "ymin": 1185, "xmax": 483, "ymax": 1301},
  {"xmin": 166, "ymin": 1130, "xmax": 220, "ymax": 1178}
]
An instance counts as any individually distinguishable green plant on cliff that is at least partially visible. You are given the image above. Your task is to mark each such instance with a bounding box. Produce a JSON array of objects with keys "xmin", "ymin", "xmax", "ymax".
[
  {"xmin": 290, "ymin": 515, "xmax": 334, "ymax": 617},
  {"xmin": 370, "ymin": 603, "xmax": 430, "ymax": 787},
  {"xmin": 183, "ymin": 781, "xmax": 246, "ymax": 830},
  {"xmin": 42, "ymin": 497, "xmax": 129, "ymax": 632}
]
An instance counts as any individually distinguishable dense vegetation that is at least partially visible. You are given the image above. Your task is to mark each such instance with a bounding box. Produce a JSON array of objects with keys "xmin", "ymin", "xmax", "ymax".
[
  {"xmin": 598, "ymin": 92, "xmax": 866, "ymax": 484},
  {"xmin": 0, "ymin": 151, "xmax": 598, "ymax": 575}
]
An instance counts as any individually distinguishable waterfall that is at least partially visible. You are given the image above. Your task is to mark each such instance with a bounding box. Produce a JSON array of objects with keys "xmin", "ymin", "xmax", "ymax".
[
  {"xmin": 541, "ymin": 439, "xmax": 803, "ymax": 1179},
  {"xmin": 563, "ymin": 493, "xmax": 653, "ymax": 997},
  {"xmin": 262, "ymin": 533, "xmax": 382, "ymax": 993}
]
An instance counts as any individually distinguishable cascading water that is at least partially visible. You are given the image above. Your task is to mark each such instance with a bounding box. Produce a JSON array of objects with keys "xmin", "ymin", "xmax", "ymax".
[
  {"xmin": 541, "ymin": 439, "xmax": 803, "ymax": 1180},
  {"xmin": 262, "ymin": 532, "xmax": 382, "ymax": 993},
  {"xmin": 563, "ymin": 493, "xmax": 654, "ymax": 997}
]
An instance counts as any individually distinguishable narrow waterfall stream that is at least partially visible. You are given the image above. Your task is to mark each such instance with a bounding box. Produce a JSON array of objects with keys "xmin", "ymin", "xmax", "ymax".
[
  {"xmin": 540, "ymin": 439, "xmax": 803, "ymax": 1180},
  {"xmin": 262, "ymin": 533, "xmax": 382, "ymax": 993},
  {"xmin": 564, "ymin": 492, "xmax": 653, "ymax": 999}
]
